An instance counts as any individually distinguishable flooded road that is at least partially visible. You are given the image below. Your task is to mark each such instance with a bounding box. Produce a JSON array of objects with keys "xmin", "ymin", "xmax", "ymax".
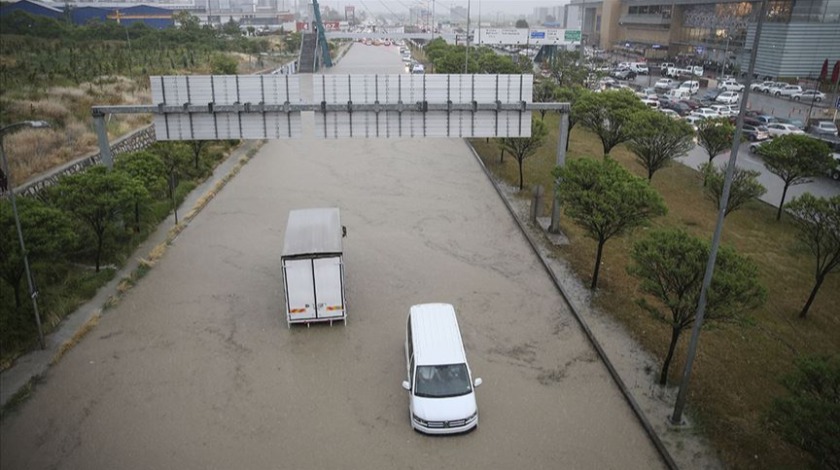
[{"xmin": 1, "ymin": 44, "xmax": 665, "ymax": 470}]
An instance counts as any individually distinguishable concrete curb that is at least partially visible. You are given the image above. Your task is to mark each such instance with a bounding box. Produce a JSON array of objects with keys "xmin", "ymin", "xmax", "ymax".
[
  {"xmin": 0, "ymin": 140, "xmax": 262, "ymax": 409},
  {"xmin": 462, "ymin": 139, "xmax": 680, "ymax": 470}
]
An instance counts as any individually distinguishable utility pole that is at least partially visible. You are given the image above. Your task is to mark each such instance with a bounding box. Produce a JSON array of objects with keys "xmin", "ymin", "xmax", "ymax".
[
  {"xmin": 670, "ymin": 0, "xmax": 769, "ymax": 426},
  {"xmin": 464, "ymin": 0, "xmax": 471, "ymax": 73}
]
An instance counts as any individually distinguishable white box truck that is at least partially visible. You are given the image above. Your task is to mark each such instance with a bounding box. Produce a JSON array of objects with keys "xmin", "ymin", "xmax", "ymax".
[{"xmin": 281, "ymin": 208, "xmax": 347, "ymax": 327}]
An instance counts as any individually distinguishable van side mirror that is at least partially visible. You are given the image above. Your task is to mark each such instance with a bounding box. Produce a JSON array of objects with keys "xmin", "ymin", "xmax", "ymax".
[
  {"xmin": 473, "ymin": 378, "xmax": 482, "ymax": 387},
  {"xmin": 342, "ymin": 226, "xmax": 347, "ymax": 238},
  {"xmin": 402, "ymin": 381, "xmax": 411, "ymax": 391}
]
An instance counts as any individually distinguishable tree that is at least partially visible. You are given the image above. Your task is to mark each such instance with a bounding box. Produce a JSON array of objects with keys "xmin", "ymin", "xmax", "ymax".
[
  {"xmin": 628, "ymin": 229, "xmax": 766, "ymax": 385},
  {"xmin": 555, "ymin": 86, "xmax": 589, "ymax": 152},
  {"xmin": 210, "ymin": 53, "xmax": 238, "ymax": 74},
  {"xmin": 173, "ymin": 11, "xmax": 200, "ymax": 31},
  {"xmin": 222, "ymin": 19, "xmax": 241, "ymax": 36},
  {"xmin": 547, "ymin": 50, "xmax": 590, "ymax": 88},
  {"xmin": 515, "ymin": 19, "xmax": 529, "ymax": 28},
  {"xmin": 115, "ymin": 151, "xmax": 167, "ymax": 231},
  {"xmin": 155, "ymin": 142, "xmax": 193, "ymax": 199},
  {"xmin": 49, "ymin": 166, "xmax": 144, "ymax": 272},
  {"xmin": 502, "ymin": 119, "xmax": 548, "ymax": 190},
  {"xmin": 758, "ymin": 135, "xmax": 833, "ymax": 220},
  {"xmin": 554, "ymin": 158, "xmax": 667, "ymax": 289},
  {"xmin": 0, "ymin": 197, "xmax": 76, "ymax": 308},
  {"xmin": 571, "ymin": 89, "xmax": 646, "ymax": 156},
  {"xmin": 626, "ymin": 110, "xmax": 695, "ymax": 181},
  {"xmin": 700, "ymin": 162, "xmax": 766, "ymax": 217},
  {"xmin": 696, "ymin": 117, "xmax": 735, "ymax": 163},
  {"xmin": 189, "ymin": 140, "xmax": 209, "ymax": 170},
  {"xmin": 767, "ymin": 355, "xmax": 840, "ymax": 470},
  {"xmin": 785, "ymin": 193, "xmax": 840, "ymax": 319},
  {"xmin": 533, "ymin": 79, "xmax": 557, "ymax": 119}
]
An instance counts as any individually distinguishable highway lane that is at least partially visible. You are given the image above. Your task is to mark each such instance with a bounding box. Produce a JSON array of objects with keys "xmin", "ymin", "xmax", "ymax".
[{"xmin": 1, "ymin": 43, "xmax": 665, "ymax": 470}]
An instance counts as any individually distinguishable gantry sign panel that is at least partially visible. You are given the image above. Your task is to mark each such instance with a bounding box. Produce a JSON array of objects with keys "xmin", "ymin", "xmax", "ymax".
[
  {"xmin": 313, "ymin": 74, "xmax": 533, "ymax": 139},
  {"xmin": 151, "ymin": 75, "xmax": 302, "ymax": 140}
]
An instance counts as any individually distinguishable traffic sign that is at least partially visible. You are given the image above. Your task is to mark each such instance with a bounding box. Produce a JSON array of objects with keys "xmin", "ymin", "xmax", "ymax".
[
  {"xmin": 564, "ymin": 30, "xmax": 581, "ymax": 42},
  {"xmin": 835, "ymin": 95, "xmax": 840, "ymax": 109}
]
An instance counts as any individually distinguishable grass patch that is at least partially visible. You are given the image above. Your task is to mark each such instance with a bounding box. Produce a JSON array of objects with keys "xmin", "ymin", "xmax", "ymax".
[
  {"xmin": 470, "ymin": 113, "xmax": 840, "ymax": 469},
  {"xmin": 0, "ymin": 374, "xmax": 44, "ymax": 421},
  {"xmin": 51, "ymin": 312, "xmax": 100, "ymax": 365}
]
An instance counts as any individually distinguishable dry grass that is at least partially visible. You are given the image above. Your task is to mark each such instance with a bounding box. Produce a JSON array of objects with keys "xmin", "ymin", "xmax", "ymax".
[
  {"xmin": 50, "ymin": 312, "xmax": 100, "ymax": 366},
  {"xmin": 470, "ymin": 113, "xmax": 840, "ymax": 469},
  {"xmin": 3, "ymin": 75, "xmax": 153, "ymax": 184}
]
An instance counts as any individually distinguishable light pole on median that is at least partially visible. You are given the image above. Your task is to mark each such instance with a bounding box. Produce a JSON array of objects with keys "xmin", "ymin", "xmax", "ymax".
[{"xmin": 0, "ymin": 120, "xmax": 51, "ymax": 350}]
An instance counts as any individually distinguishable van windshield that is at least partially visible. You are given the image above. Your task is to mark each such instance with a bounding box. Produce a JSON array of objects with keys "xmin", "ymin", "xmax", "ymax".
[{"xmin": 414, "ymin": 364, "xmax": 471, "ymax": 398}]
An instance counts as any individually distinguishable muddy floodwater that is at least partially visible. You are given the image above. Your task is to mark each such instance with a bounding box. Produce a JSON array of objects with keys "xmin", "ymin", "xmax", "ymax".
[{"xmin": 1, "ymin": 45, "xmax": 665, "ymax": 469}]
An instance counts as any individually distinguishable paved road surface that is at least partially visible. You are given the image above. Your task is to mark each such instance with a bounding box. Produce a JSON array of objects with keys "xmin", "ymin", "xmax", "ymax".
[{"xmin": 0, "ymin": 44, "xmax": 665, "ymax": 470}]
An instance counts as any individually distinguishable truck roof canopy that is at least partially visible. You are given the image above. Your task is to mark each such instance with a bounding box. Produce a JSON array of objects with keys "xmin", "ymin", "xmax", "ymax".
[{"xmin": 282, "ymin": 208, "xmax": 343, "ymax": 258}]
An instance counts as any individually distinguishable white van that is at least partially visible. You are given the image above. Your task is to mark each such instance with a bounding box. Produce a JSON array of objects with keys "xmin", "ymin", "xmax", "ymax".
[
  {"xmin": 402, "ymin": 303, "xmax": 482, "ymax": 434},
  {"xmin": 678, "ymin": 80, "xmax": 700, "ymax": 95}
]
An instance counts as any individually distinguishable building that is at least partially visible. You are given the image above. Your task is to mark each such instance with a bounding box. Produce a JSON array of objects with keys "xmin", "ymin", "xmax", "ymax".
[
  {"xmin": 0, "ymin": 0, "xmax": 175, "ymax": 28},
  {"xmin": 567, "ymin": 0, "xmax": 840, "ymax": 79}
]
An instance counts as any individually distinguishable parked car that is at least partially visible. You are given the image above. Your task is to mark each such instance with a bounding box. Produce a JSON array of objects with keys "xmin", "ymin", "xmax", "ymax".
[
  {"xmin": 808, "ymin": 120, "xmax": 840, "ymax": 137},
  {"xmin": 775, "ymin": 85, "xmax": 802, "ymax": 97},
  {"xmin": 766, "ymin": 82, "xmax": 787, "ymax": 95},
  {"xmin": 774, "ymin": 116, "xmax": 806, "ymax": 130},
  {"xmin": 665, "ymin": 101, "xmax": 693, "ymax": 116},
  {"xmin": 611, "ymin": 68, "xmax": 637, "ymax": 80},
  {"xmin": 766, "ymin": 122, "xmax": 805, "ymax": 138},
  {"xmin": 678, "ymin": 80, "xmax": 700, "ymax": 95},
  {"xmin": 659, "ymin": 62, "xmax": 675, "ymax": 72},
  {"xmin": 791, "ymin": 90, "xmax": 826, "ymax": 102},
  {"xmin": 709, "ymin": 104, "xmax": 733, "ymax": 117},
  {"xmin": 630, "ymin": 63, "xmax": 650, "ymax": 74},
  {"xmin": 691, "ymin": 108, "xmax": 720, "ymax": 119},
  {"xmin": 742, "ymin": 122, "xmax": 770, "ymax": 141},
  {"xmin": 716, "ymin": 91, "xmax": 741, "ymax": 104},
  {"xmin": 753, "ymin": 115, "xmax": 778, "ymax": 125},
  {"xmin": 683, "ymin": 115, "xmax": 703, "ymax": 130},
  {"xmin": 727, "ymin": 104, "xmax": 741, "ymax": 116},
  {"xmin": 659, "ymin": 108, "xmax": 681, "ymax": 119},
  {"xmin": 750, "ymin": 80, "xmax": 775, "ymax": 92},
  {"xmin": 718, "ymin": 80, "xmax": 745, "ymax": 92},
  {"xmin": 654, "ymin": 78, "xmax": 676, "ymax": 90},
  {"xmin": 641, "ymin": 98, "xmax": 660, "ymax": 109},
  {"xmin": 701, "ymin": 89, "xmax": 723, "ymax": 102},
  {"xmin": 749, "ymin": 140, "xmax": 768, "ymax": 154},
  {"xmin": 680, "ymin": 99, "xmax": 702, "ymax": 110}
]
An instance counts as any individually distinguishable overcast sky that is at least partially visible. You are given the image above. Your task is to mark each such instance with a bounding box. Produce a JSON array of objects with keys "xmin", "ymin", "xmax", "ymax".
[{"xmin": 315, "ymin": 1, "xmax": 567, "ymax": 17}]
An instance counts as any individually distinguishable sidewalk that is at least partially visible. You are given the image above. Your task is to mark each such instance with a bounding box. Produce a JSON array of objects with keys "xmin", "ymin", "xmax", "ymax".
[{"xmin": 0, "ymin": 140, "xmax": 261, "ymax": 408}]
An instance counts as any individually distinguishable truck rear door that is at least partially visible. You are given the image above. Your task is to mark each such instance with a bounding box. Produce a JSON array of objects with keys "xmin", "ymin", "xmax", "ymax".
[
  {"xmin": 283, "ymin": 259, "xmax": 317, "ymax": 321},
  {"xmin": 313, "ymin": 256, "xmax": 345, "ymax": 319}
]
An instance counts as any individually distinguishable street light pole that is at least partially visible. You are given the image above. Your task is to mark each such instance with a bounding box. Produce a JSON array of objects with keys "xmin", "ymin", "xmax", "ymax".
[
  {"xmin": 464, "ymin": 0, "xmax": 471, "ymax": 74},
  {"xmin": 669, "ymin": 0, "xmax": 769, "ymax": 426},
  {"xmin": 0, "ymin": 120, "xmax": 51, "ymax": 350}
]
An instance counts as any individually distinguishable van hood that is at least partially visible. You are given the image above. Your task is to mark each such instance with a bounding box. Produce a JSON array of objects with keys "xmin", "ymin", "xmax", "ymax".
[{"xmin": 412, "ymin": 393, "xmax": 477, "ymax": 422}]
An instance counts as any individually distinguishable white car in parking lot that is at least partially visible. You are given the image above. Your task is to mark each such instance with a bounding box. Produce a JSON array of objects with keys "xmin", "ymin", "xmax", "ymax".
[
  {"xmin": 791, "ymin": 90, "xmax": 826, "ymax": 102},
  {"xmin": 766, "ymin": 122, "xmax": 805, "ymax": 138},
  {"xmin": 709, "ymin": 104, "xmax": 733, "ymax": 117},
  {"xmin": 654, "ymin": 78, "xmax": 676, "ymax": 89},
  {"xmin": 718, "ymin": 80, "xmax": 745, "ymax": 92},
  {"xmin": 750, "ymin": 80, "xmax": 774, "ymax": 92},
  {"xmin": 691, "ymin": 108, "xmax": 720, "ymax": 119},
  {"xmin": 716, "ymin": 91, "xmax": 740, "ymax": 104},
  {"xmin": 775, "ymin": 85, "xmax": 802, "ymax": 97}
]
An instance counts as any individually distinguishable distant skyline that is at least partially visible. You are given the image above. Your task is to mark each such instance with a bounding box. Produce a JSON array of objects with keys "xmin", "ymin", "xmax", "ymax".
[{"xmin": 316, "ymin": 1, "xmax": 568, "ymax": 17}]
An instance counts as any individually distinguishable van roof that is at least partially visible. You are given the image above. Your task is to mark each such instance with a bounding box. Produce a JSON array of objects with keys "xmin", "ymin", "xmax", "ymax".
[
  {"xmin": 282, "ymin": 208, "xmax": 343, "ymax": 258},
  {"xmin": 409, "ymin": 303, "xmax": 467, "ymax": 366}
]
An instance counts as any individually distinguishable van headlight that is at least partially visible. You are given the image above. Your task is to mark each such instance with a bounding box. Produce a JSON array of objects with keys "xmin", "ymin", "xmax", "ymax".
[
  {"xmin": 412, "ymin": 414, "xmax": 428, "ymax": 426},
  {"xmin": 465, "ymin": 412, "xmax": 478, "ymax": 423}
]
